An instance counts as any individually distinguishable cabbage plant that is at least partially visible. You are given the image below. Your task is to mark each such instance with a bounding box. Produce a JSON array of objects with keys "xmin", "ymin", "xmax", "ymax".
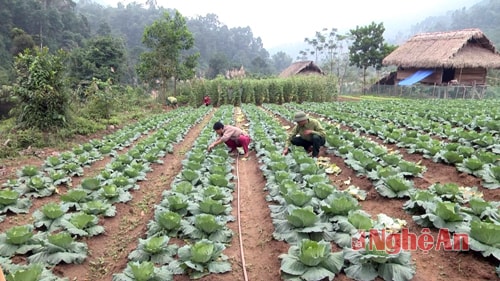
[
  {"xmin": 94, "ymin": 184, "xmax": 132, "ymax": 204},
  {"xmin": 28, "ymin": 231, "xmax": 88, "ymax": 265},
  {"xmin": 181, "ymin": 214, "xmax": 233, "ymax": 243},
  {"xmin": 112, "ymin": 261, "xmax": 174, "ymax": 281},
  {"xmin": 43, "ymin": 156, "xmax": 64, "ymax": 171},
  {"xmin": 180, "ymin": 169, "xmax": 201, "ymax": 185},
  {"xmin": 397, "ymin": 160, "xmax": 426, "ymax": 177},
  {"xmin": 195, "ymin": 185, "xmax": 233, "ymax": 204},
  {"xmin": 60, "ymin": 188, "xmax": 90, "ymax": 210},
  {"xmin": 321, "ymin": 191, "xmax": 360, "ymax": 218},
  {"xmin": 0, "ymin": 189, "xmax": 31, "ymax": 214},
  {"xmin": 428, "ymin": 182, "xmax": 462, "ymax": 202},
  {"xmin": 375, "ymin": 175, "xmax": 415, "ymax": 198},
  {"xmin": 32, "ymin": 202, "xmax": 70, "ymax": 231},
  {"xmin": 61, "ymin": 212, "xmax": 105, "ymax": 237},
  {"xmin": 466, "ymin": 220, "xmax": 500, "ymax": 260},
  {"xmin": 0, "ymin": 259, "xmax": 68, "ymax": 281},
  {"xmin": 456, "ymin": 157, "xmax": 485, "ymax": 177},
  {"xmin": 343, "ymin": 244, "xmax": 416, "ymax": 281},
  {"xmin": 403, "ymin": 190, "xmax": 440, "ymax": 214},
  {"xmin": 123, "ymin": 166, "xmax": 147, "ymax": 181},
  {"xmin": 16, "ymin": 165, "xmax": 40, "ymax": 182},
  {"xmin": 177, "ymin": 239, "xmax": 231, "ymax": 279},
  {"xmin": 147, "ymin": 209, "xmax": 184, "ymax": 237},
  {"xmin": 0, "ymin": 225, "xmax": 43, "ymax": 257},
  {"xmin": 111, "ymin": 175, "xmax": 138, "ymax": 191},
  {"xmin": 160, "ymin": 192, "xmax": 189, "ymax": 215},
  {"xmin": 273, "ymin": 206, "xmax": 334, "ymax": 243},
  {"xmin": 367, "ymin": 166, "xmax": 399, "ymax": 182},
  {"xmin": 188, "ymin": 198, "xmax": 232, "ymax": 216},
  {"xmin": 61, "ymin": 162, "xmax": 84, "ymax": 177},
  {"xmin": 128, "ymin": 235, "xmax": 177, "ymax": 265},
  {"xmin": 413, "ymin": 201, "xmax": 470, "ymax": 232},
  {"xmin": 16, "ymin": 175, "xmax": 55, "ymax": 198},
  {"xmin": 47, "ymin": 170, "xmax": 72, "ymax": 186},
  {"xmin": 463, "ymin": 198, "xmax": 500, "ymax": 224},
  {"xmin": 81, "ymin": 200, "xmax": 116, "ymax": 217},
  {"xmin": 332, "ymin": 210, "xmax": 374, "ymax": 248},
  {"xmin": 480, "ymin": 164, "xmax": 500, "ymax": 189},
  {"xmin": 279, "ymin": 239, "xmax": 343, "ymax": 281},
  {"xmin": 313, "ymin": 183, "xmax": 335, "ymax": 200}
]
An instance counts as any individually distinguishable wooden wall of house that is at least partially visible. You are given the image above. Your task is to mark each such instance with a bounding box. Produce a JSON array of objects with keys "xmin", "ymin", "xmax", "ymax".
[
  {"xmin": 454, "ymin": 68, "xmax": 486, "ymax": 85},
  {"xmin": 396, "ymin": 67, "xmax": 487, "ymax": 85},
  {"xmin": 396, "ymin": 68, "xmax": 443, "ymax": 84}
]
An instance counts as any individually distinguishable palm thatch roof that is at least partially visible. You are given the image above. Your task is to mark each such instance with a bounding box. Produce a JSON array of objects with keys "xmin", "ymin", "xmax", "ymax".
[
  {"xmin": 383, "ymin": 28, "xmax": 500, "ymax": 69},
  {"xmin": 279, "ymin": 61, "xmax": 324, "ymax": 78}
]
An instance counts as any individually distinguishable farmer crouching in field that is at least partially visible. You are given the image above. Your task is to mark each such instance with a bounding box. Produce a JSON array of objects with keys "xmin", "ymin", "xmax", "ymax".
[
  {"xmin": 166, "ymin": 96, "xmax": 178, "ymax": 108},
  {"xmin": 207, "ymin": 121, "xmax": 251, "ymax": 158},
  {"xmin": 282, "ymin": 111, "xmax": 326, "ymax": 158}
]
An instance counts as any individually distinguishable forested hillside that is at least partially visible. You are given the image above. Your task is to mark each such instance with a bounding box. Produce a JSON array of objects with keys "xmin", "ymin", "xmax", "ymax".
[
  {"xmin": 409, "ymin": 0, "xmax": 500, "ymax": 46},
  {"xmin": 0, "ymin": 0, "xmax": 282, "ymax": 88},
  {"xmin": 1, "ymin": 0, "xmax": 500, "ymax": 87}
]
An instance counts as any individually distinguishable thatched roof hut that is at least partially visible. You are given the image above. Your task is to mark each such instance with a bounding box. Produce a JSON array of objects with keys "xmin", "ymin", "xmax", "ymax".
[
  {"xmin": 383, "ymin": 28, "xmax": 500, "ymax": 68},
  {"xmin": 279, "ymin": 61, "xmax": 324, "ymax": 78},
  {"xmin": 382, "ymin": 28, "xmax": 500, "ymax": 85}
]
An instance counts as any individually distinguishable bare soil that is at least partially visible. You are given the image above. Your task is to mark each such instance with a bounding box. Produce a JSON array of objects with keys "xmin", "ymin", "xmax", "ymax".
[{"xmin": 0, "ymin": 104, "xmax": 498, "ymax": 281}]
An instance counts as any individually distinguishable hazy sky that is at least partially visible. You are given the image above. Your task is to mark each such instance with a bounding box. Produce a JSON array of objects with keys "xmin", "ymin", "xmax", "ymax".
[{"xmin": 93, "ymin": 0, "xmax": 481, "ymax": 49}]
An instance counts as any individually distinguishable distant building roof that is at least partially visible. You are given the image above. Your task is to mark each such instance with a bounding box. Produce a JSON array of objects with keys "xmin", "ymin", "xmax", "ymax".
[
  {"xmin": 278, "ymin": 60, "xmax": 324, "ymax": 78},
  {"xmin": 383, "ymin": 28, "xmax": 500, "ymax": 69}
]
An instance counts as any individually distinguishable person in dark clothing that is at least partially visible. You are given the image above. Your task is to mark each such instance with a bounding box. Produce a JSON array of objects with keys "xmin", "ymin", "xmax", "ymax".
[{"xmin": 282, "ymin": 111, "xmax": 326, "ymax": 158}]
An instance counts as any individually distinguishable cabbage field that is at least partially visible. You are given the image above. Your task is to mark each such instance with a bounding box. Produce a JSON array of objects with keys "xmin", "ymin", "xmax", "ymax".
[{"xmin": 0, "ymin": 98, "xmax": 498, "ymax": 281}]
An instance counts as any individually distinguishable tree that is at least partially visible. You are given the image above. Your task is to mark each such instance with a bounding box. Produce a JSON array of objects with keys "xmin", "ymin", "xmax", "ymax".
[
  {"xmin": 12, "ymin": 47, "xmax": 70, "ymax": 131},
  {"xmin": 303, "ymin": 30, "xmax": 326, "ymax": 63},
  {"xmin": 68, "ymin": 35, "xmax": 126, "ymax": 90},
  {"xmin": 10, "ymin": 28, "xmax": 35, "ymax": 55},
  {"xmin": 207, "ymin": 53, "xmax": 229, "ymax": 79},
  {"xmin": 137, "ymin": 10, "xmax": 199, "ymax": 101},
  {"xmin": 348, "ymin": 22, "xmax": 396, "ymax": 93},
  {"xmin": 271, "ymin": 51, "xmax": 292, "ymax": 74}
]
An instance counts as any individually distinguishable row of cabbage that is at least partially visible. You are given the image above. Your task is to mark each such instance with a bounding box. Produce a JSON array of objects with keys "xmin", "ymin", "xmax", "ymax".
[
  {"xmin": 292, "ymin": 101, "xmax": 500, "ymax": 189},
  {"xmin": 242, "ymin": 104, "xmax": 416, "ymax": 281},
  {"xmin": 113, "ymin": 105, "xmax": 236, "ymax": 280},
  {"xmin": 0, "ymin": 107, "xmax": 210, "ymax": 281},
  {"xmin": 264, "ymin": 103, "xmax": 425, "ymax": 199},
  {"xmin": 0, "ymin": 111, "xmax": 178, "ymax": 220},
  {"xmin": 327, "ymin": 100, "xmax": 499, "ymax": 145},
  {"xmin": 332, "ymin": 99, "xmax": 500, "ymax": 135},
  {"xmin": 265, "ymin": 103, "xmax": 500, "ymax": 275}
]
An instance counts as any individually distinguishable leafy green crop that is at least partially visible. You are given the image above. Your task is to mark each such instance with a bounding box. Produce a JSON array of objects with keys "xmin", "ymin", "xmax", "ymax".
[
  {"xmin": 321, "ymin": 192, "xmax": 360, "ymax": 217},
  {"xmin": 112, "ymin": 261, "xmax": 174, "ymax": 281},
  {"xmin": 128, "ymin": 236, "xmax": 177, "ymax": 265},
  {"xmin": 279, "ymin": 239, "xmax": 343, "ymax": 281},
  {"xmin": 0, "ymin": 225, "xmax": 42, "ymax": 257},
  {"xmin": 28, "ymin": 232, "xmax": 88, "ymax": 265},
  {"xmin": 468, "ymin": 220, "xmax": 500, "ymax": 260},
  {"xmin": 177, "ymin": 239, "xmax": 231, "ymax": 279}
]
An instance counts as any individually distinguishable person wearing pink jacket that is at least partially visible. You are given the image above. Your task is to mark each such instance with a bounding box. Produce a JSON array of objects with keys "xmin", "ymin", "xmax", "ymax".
[{"xmin": 207, "ymin": 121, "xmax": 251, "ymax": 158}]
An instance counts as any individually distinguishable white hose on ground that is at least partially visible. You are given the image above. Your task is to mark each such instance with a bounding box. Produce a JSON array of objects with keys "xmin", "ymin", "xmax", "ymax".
[{"xmin": 236, "ymin": 154, "xmax": 249, "ymax": 281}]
